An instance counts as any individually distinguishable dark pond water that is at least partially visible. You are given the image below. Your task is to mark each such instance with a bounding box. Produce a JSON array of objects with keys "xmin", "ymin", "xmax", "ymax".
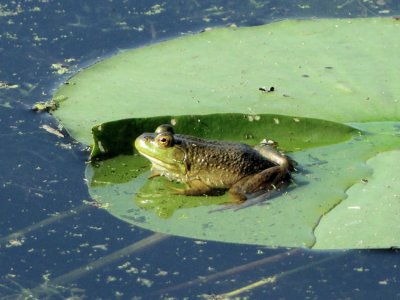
[{"xmin": 1, "ymin": 1, "xmax": 399, "ymax": 299}]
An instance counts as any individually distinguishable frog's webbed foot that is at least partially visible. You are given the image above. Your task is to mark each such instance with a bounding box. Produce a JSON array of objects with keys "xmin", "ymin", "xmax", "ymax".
[
  {"xmin": 169, "ymin": 186, "xmax": 186, "ymax": 195},
  {"xmin": 232, "ymin": 181, "xmax": 291, "ymax": 211},
  {"xmin": 169, "ymin": 186, "xmax": 210, "ymax": 196},
  {"xmin": 208, "ymin": 192, "xmax": 270, "ymax": 213}
]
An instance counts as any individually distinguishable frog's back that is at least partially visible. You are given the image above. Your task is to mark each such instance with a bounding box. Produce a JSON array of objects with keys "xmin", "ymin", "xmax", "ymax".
[{"xmin": 176, "ymin": 135, "xmax": 276, "ymax": 187}]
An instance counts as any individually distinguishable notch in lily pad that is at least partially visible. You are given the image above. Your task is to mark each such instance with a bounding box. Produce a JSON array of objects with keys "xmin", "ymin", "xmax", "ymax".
[{"xmin": 89, "ymin": 113, "xmax": 359, "ymax": 161}]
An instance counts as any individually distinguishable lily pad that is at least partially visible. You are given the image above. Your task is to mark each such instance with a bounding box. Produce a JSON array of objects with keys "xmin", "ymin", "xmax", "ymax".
[
  {"xmin": 52, "ymin": 18, "xmax": 400, "ymax": 249},
  {"xmin": 53, "ymin": 18, "xmax": 400, "ymax": 145},
  {"xmin": 313, "ymin": 149, "xmax": 400, "ymax": 248},
  {"xmin": 88, "ymin": 114, "xmax": 359, "ymax": 220},
  {"xmin": 86, "ymin": 121, "xmax": 399, "ymax": 248}
]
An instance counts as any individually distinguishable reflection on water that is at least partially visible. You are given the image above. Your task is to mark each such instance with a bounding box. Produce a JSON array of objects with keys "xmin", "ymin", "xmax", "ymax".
[{"xmin": 1, "ymin": 0, "xmax": 399, "ymax": 299}]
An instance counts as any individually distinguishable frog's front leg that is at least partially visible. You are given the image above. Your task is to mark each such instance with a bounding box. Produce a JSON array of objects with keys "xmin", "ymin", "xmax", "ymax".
[
  {"xmin": 148, "ymin": 170, "xmax": 162, "ymax": 179},
  {"xmin": 173, "ymin": 179, "xmax": 218, "ymax": 196},
  {"xmin": 228, "ymin": 166, "xmax": 289, "ymax": 202}
]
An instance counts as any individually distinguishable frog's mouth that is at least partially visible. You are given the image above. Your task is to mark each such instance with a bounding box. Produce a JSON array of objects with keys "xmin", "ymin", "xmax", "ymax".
[
  {"xmin": 138, "ymin": 151, "xmax": 172, "ymax": 169},
  {"xmin": 137, "ymin": 150, "xmax": 187, "ymax": 174}
]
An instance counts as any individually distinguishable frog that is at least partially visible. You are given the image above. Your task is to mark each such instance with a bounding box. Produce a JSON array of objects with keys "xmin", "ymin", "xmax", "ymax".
[{"xmin": 134, "ymin": 124, "xmax": 294, "ymax": 202}]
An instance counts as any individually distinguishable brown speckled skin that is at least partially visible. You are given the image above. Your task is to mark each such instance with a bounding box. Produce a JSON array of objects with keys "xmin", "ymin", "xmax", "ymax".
[{"xmin": 176, "ymin": 135, "xmax": 277, "ymax": 187}]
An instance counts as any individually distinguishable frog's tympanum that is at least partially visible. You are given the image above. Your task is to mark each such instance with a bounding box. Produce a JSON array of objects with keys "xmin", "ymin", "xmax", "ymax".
[{"xmin": 134, "ymin": 124, "xmax": 294, "ymax": 202}]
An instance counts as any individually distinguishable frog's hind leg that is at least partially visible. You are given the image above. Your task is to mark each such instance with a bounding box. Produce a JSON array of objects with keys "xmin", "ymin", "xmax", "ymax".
[
  {"xmin": 228, "ymin": 166, "xmax": 288, "ymax": 202},
  {"xmin": 210, "ymin": 167, "xmax": 291, "ymax": 212}
]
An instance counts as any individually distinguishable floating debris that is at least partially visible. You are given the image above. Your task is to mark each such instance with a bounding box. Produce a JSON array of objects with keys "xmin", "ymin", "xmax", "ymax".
[
  {"xmin": 0, "ymin": 81, "xmax": 19, "ymax": 89},
  {"xmin": 51, "ymin": 63, "xmax": 70, "ymax": 75},
  {"xmin": 40, "ymin": 125, "xmax": 65, "ymax": 138},
  {"xmin": 32, "ymin": 95, "xmax": 68, "ymax": 112},
  {"xmin": 259, "ymin": 86, "xmax": 275, "ymax": 92}
]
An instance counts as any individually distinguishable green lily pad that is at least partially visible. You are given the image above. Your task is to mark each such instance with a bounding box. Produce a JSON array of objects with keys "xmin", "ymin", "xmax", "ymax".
[
  {"xmin": 88, "ymin": 114, "xmax": 359, "ymax": 220},
  {"xmin": 313, "ymin": 149, "xmax": 400, "ymax": 249},
  {"xmin": 86, "ymin": 121, "xmax": 399, "ymax": 248},
  {"xmin": 53, "ymin": 18, "xmax": 400, "ymax": 145},
  {"xmin": 52, "ymin": 18, "xmax": 400, "ymax": 249}
]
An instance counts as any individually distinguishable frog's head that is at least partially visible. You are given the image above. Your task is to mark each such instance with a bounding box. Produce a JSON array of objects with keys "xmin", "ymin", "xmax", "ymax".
[{"xmin": 134, "ymin": 125, "xmax": 187, "ymax": 175}]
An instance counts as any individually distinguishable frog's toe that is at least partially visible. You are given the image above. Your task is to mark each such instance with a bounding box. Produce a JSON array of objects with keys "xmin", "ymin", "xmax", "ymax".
[{"xmin": 170, "ymin": 187, "xmax": 183, "ymax": 195}]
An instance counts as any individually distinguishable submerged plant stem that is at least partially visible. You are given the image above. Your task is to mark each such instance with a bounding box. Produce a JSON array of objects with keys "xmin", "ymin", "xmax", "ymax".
[
  {"xmin": 0, "ymin": 204, "xmax": 89, "ymax": 247},
  {"xmin": 50, "ymin": 233, "xmax": 169, "ymax": 285},
  {"xmin": 218, "ymin": 251, "xmax": 347, "ymax": 298},
  {"xmin": 153, "ymin": 248, "xmax": 301, "ymax": 296}
]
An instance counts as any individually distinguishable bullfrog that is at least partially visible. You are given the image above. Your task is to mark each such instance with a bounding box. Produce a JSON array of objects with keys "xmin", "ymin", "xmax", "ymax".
[{"xmin": 134, "ymin": 124, "xmax": 293, "ymax": 202}]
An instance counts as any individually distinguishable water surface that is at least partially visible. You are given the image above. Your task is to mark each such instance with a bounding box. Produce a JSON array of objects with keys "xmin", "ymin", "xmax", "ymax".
[{"xmin": 1, "ymin": 1, "xmax": 399, "ymax": 298}]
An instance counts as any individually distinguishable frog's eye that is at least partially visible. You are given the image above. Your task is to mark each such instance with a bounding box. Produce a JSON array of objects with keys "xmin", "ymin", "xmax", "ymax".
[{"xmin": 155, "ymin": 133, "xmax": 174, "ymax": 148}]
